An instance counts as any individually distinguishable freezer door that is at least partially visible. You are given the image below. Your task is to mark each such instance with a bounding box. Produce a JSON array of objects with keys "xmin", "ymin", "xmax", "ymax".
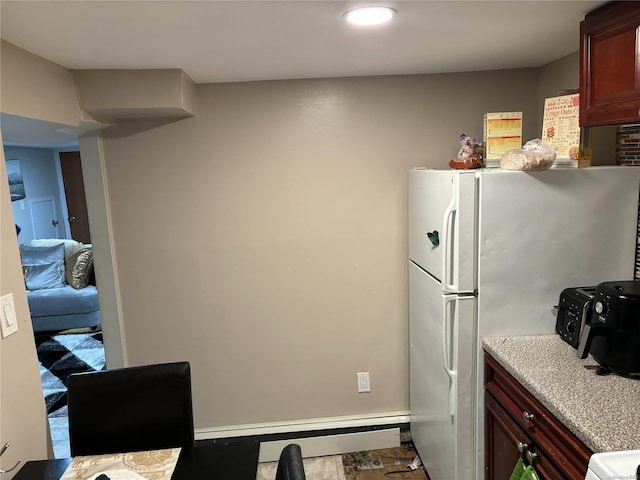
[
  {"xmin": 408, "ymin": 169, "xmax": 476, "ymax": 293},
  {"xmin": 409, "ymin": 262, "xmax": 474, "ymax": 480}
]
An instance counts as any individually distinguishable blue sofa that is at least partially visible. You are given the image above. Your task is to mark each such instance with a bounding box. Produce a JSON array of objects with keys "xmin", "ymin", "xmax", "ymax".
[{"xmin": 20, "ymin": 239, "xmax": 101, "ymax": 334}]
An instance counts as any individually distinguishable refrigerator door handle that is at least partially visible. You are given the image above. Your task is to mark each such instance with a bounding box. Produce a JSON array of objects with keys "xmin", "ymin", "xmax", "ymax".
[
  {"xmin": 442, "ymin": 296, "xmax": 457, "ymax": 418},
  {"xmin": 442, "ymin": 193, "xmax": 457, "ymax": 293}
]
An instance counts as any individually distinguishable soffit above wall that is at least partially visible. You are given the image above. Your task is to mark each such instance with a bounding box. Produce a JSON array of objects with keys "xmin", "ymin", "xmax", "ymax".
[{"xmin": 72, "ymin": 69, "xmax": 197, "ymax": 121}]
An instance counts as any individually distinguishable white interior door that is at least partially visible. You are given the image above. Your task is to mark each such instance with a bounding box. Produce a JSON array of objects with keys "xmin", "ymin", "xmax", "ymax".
[{"xmin": 29, "ymin": 196, "xmax": 59, "ymax": 239}]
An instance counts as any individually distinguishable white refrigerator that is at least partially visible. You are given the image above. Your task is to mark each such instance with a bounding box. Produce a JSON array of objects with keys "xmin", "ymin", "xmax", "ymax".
[{"xmin": 408, "ymin": 166, "xmax": 640, "ymax": 480}]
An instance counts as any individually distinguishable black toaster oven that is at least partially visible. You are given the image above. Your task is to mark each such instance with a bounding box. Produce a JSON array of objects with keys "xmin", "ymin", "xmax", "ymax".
[{"xmin": 555, "ymin": 286, "xmax": 596, "ymax": 349}]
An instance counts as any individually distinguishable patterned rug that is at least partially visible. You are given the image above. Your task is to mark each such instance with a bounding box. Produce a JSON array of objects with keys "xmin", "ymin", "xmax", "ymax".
[
  {"xmin": 342, "ymin": 444, "xmax": 429, "ymax": 480},
  {"xmin": 36, "ymin": 331, "xmax": 106, "ymax": 416}
]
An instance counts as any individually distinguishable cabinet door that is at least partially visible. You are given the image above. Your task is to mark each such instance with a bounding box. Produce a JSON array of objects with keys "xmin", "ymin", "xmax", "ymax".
[
  {"xmin": 485, "ymin": 391, "xmax": 530, "ymax": 480},
  {"xmin": 485, "ymin": 393, "xmax": 564, "ymax": 480},
  {"xmin": 580, "ymin": 2, "xmax": 640, "ymax": 126}
]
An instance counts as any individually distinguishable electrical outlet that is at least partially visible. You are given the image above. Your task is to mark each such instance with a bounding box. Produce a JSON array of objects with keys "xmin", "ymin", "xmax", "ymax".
[{"xmin": 357, "ymin": 372, "xmax": 370, "ymax": 393}]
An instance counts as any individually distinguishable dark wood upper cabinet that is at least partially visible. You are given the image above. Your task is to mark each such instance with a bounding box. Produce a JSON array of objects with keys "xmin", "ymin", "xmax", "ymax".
[{"xmin": 580, "ymin": 1, "xmax": 640, "ymax": 126}]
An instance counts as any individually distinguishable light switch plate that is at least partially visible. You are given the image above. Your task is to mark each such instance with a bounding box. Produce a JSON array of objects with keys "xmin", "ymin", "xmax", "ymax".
[{"xmin": 0, "ymin": 293, "xmax": 19, "ymax": 338}]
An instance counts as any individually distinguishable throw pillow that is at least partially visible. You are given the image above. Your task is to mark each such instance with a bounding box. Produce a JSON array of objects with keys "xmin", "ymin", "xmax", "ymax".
[
  {"xmin": 20, "ymin": 244, "xmax": 66, "ymax": 284},
  {"xmin": 29, "ymin": 238, "xmax": 82, "ymax": 262},
  {"xmin": 65, "ymin": 247, "xmax": 94, "ymax": 289},
  {"xmin": 24, "ymin": 262, "xmax": 65, "ymax": 290}
]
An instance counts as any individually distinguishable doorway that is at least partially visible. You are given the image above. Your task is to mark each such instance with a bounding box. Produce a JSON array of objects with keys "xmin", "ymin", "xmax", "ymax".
[
  {"xmin": 2, "ymin": 119, "xmax": 125, "ymax": 457},
  {"xmin": 4, "ymin": 145, "xmax": 106, "ymax": 458}
]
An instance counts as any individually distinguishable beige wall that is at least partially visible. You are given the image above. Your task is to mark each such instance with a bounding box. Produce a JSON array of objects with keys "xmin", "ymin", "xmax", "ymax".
[
  {"xmin": 100, "ymin": 70, "xmax": 540, "ymax": 429},
  {"xmin": 2, "ymin": 38, "xmax": 586, "ymax": 442},
  {"xmin": 538, "ymin": 51, "xmax": 579, "ymax": 106},
  {"xmin": 0, "ymin": 140, "xmax": 51, "ymax": 475}
]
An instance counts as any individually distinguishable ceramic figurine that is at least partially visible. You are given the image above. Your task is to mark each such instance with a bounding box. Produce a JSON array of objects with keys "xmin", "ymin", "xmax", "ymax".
[{"xmin": 449, "ymin": 133, "xmax": 484, "ymax": 169}]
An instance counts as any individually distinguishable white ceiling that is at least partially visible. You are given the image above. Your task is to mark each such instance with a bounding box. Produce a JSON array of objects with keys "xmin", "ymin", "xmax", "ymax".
[
  {"xmin": 0, "ymin": 0, "xmax": 605, "ymax": 147},
  {"xmin": 1, "ymin": 0, "xmax": 605, "ymax": 84}
]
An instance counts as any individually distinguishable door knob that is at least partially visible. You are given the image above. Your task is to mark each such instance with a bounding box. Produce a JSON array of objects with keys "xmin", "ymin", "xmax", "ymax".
[
  {"xmin": 68, "ymin": 216, "xmax": 77, "ymax": 223},
  {"xmin": 51, "ymin": 219, "xmax": 59, "ymax": 226}
]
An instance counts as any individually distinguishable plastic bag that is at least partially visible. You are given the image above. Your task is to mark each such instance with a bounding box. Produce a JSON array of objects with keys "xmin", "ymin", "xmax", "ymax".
[{"xmin": 500, "ymin": 139, "xmax": 557, "ymax": 171}]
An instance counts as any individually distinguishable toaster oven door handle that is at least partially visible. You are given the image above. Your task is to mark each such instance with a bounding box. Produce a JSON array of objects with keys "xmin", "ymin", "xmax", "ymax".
[{"xmin": 577, "ymin": 322, "xmax": 606, "ymax": 359}]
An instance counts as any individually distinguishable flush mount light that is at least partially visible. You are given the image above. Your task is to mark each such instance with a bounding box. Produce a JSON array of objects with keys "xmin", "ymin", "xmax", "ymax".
[{"xmin": 343, "ymin": 6, "xmax": 396, "ymax": 26}]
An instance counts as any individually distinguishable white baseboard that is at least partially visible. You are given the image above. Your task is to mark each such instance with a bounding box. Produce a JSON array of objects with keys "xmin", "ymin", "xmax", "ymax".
[
  {"xmin": 258, "ymin": 427, "xmax": 400, "ymax": 462},
  {"xmin": 195, "ymin": 411, "xmax": 410, "ymax": 462}
]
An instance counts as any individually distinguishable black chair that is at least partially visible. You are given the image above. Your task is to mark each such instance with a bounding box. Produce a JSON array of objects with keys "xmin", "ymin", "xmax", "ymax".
[
  {"xmin": 67, "ymin": 361, "xmax": 195, "ymax": 456},
  {"xmin": 276, "ymin": 444, "xmax": 306, "ymax": 480}
]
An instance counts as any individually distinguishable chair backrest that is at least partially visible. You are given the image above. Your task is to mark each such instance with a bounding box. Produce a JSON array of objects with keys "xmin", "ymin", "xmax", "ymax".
[
  {"xmin": 276, "ymin": 444, "xmax": 306, "ymax": 480},
  {"xmin": 67, "ymin": 361, "xmax": 194, "ymax": 456}
]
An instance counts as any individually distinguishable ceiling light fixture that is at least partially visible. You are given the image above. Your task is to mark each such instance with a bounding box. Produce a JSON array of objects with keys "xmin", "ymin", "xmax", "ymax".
[{"xmin": 343, "ymin": 6, "xmax": 396, "ymax": 26}]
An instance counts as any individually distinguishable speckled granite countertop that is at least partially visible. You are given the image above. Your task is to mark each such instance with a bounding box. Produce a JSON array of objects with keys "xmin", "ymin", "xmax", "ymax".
[{"xmin": 483, "ymin": 335, "xmax": 640, "ymax": 453}]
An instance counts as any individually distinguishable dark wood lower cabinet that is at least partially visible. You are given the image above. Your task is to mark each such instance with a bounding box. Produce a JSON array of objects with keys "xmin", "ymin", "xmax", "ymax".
[
  {"xmin": 486, "ymin": 393, "xmax": 564, "ymax": 479},
  {"xmin": 484, "ymin": 352, "xmax": 592, "ymax": 480}
]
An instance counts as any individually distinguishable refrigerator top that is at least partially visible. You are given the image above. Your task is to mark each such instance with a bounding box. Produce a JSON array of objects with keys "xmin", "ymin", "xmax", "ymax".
[{"xmin": 408, "ymin": 165, "xmax": 634, "ymax": 175}]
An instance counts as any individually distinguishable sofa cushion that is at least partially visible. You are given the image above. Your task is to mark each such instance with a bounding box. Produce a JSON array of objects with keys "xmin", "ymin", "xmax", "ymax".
[
  {"xmin": 66, "ymin": 247, "xmax": 94, "ymax": 290},
  {"xmin": 20, "ymin": 244, "xmax": 66, "ymax": 284},
  {"xmin": 27, "ymin": 285, "xmax": 100, "ymax": 317},
  {"xmin": 24, "ymin": 262, "xmax": 65, "ymax": 290}
]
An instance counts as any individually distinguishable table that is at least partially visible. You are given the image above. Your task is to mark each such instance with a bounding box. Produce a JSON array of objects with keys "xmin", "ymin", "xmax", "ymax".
[{"xmin": 11, "ymin": 443, "xmax": 260, "ymax": 480}]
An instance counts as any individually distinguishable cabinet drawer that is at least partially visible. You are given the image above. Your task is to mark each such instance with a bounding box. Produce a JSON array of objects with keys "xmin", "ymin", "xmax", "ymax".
[{"xmin": 485, "ymin": 353, "xmax": 591, "ymax": 479}]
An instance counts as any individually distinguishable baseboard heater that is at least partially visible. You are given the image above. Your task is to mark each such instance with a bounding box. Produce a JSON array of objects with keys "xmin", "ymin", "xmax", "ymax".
[
  {"xmin": 257, "ymin": 427, "xmax": 400, "ymax": 462},
  {"xmin": 195, "ymin": 411, "xmax": 409, "ymax": 461}
]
